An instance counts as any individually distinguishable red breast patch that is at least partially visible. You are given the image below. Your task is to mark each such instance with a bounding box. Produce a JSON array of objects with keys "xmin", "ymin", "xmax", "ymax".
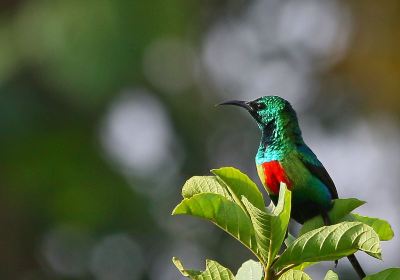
[{"xmin": 261, "ymin": 161, "xmax": 292, "ymax": 195}]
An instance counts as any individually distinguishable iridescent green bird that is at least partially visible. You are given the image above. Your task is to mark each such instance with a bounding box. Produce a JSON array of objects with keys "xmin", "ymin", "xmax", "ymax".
[
  {"xmin": 219, "ymin": 96, "xmax": 365, "ymax": 278},
  {"xmin": 220, "ymin": 96, "xmax": 337, "ymax": 223}
]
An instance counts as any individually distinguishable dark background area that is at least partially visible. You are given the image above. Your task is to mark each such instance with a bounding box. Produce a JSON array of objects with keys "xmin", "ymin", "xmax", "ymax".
[{"xmin": 0, "ymin": 0, "xmax": 399, "ymax": 279}]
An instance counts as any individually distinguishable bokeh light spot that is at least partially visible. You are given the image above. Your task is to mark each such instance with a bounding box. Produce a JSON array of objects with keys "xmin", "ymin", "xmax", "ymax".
[
  {"xmin": 90, "ymin": 234, "xmax": 144, "ymax": 280},
  {"xmin": 101, "ymin": 89, "xmax": 176, "ymax": 178},
  {"xmin": 41, "ymin": 226, "xmax": 93, "ymax": 277}
]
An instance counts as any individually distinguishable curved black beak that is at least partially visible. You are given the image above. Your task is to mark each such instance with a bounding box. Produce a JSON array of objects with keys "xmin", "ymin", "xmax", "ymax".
[{"xmin": 217, "ymin": 100, "xmax": 252, "ymax": 111}]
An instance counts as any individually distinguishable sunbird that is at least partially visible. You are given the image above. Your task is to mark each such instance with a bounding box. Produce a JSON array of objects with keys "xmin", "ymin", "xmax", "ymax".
[{"xmin": 219, "ymin": 96, "xmax": 365, "ymax": 278}]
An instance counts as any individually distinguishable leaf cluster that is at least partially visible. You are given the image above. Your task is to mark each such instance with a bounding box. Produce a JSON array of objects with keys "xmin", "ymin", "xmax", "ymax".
[{"xmin": 172, "ymin": 167, "xmax": 398, "ymax": 280}]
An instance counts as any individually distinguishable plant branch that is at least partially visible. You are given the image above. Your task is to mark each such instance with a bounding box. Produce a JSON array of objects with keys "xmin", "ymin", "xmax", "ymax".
[{"xmin": 273, "ymin": 264, "xmax": 297, "ymax": 279}]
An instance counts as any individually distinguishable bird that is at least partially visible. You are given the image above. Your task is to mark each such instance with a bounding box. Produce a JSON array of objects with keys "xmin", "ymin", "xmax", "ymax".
[{"xmin": 219, "ymin": 95, "xmax": 365, "ymax": 278}]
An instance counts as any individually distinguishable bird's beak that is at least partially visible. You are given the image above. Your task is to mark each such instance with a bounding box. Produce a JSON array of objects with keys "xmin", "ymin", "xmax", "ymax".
[{"xmin": 217, "ymin": 100, "xmax": 253, "ymax": 111}]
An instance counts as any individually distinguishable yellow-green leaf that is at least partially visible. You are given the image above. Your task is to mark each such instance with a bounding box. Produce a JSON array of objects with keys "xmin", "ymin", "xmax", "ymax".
[
  {"xmin": 235, "ymin": 260, "xmax": 263, "ymax": 280},
  {"xmin": 300, "ymin": 198, "xmax": 365, "ymax": 235},
  {"xmin": 347, "ymin": 213, "xmax": 394, "ymax": 241},
  {"xmin": 324, "ymin": 270, "xmax": 339, "ymax": 280},
  {"xmin": 182, "ymin": 176, "xmax": 233, "ymax": 200},
  {"xmin": 242, "ymin": 184, "xmax": 291, "ymax": 267},
  {"xmin": 273, "ymin": 222, "xmax": 382, "ymax": 271},
  {"xmin": 364, "ymin": 268, "xmax": 400, "ymax": 280},
  {"xmin": 278, "ymin": 270, "xmax": 311, "ymax": 280},
  {"xmin": 172, "ymin": 193, "xmax": 258, "ymax": 256},
  {"xmin": 212, "ymin": 167, "xmax": 265, "ymax": 210},
  {"xmin": 173, "ymin": 257, "xmax": 235, "ymax": 280}
]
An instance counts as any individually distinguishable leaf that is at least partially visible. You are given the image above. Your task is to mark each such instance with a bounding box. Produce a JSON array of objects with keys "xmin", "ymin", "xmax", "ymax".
[
  {"xmin": 212, "ymin": 167, "xmax": 265, "ymax": 210},
  {"xmin": 300, "ymin": 198, "xmax": 365, "ymax": 235},
  {"xmin": 242, "ymin": 184, "xmax": 291, "ymax": 266},
  {"xmin": 240, "ymin": 199, "xmax": 271, "ymax": 263},
  {"xmin": 271, "ymin": 184, "xmax": 292, "ymax": 254},
  {"xmin": 363, "ymin": 268, "xmax": 400, "ymax": 280},
  {"xmin": 172, "ymin": 193, "xmax": 258, "ymax": 256},
  {"xmin": 347, "ymin": 213, "xmax": 394, "ymax": 241},
  {"xmin": 173, "ymin": 257, "xmax": 235, "ymax": 280},
  {"xmin": 235, "ymin": 260, "xmax": 263, "ymax": 280},
  {"xmin": 300, "ymin": 195, "xmax": 394, "ymax": 241},
  {"xmin": 324, "ymin": 270, "xmax": 339, "ymax": 280},
  {"xmin": 284, "ymin": 239, "xmax": 319, "ymax": 272},
  {"xmin": 292, "ymin": 262, "xmax": 316, "ymax": 271},
  {"xmin": 273, "ymin": 222, "xmax": 382, "ymax": 271},
  {"xmin": 278, "ymin": 270, "xmax": 312, "ymax": 280},
  {"xmin": 173, "ymin": 257, "xmax": 201, "ymax": 277},
  {"xmin": 182, "ymin": 176, "xmax": 233, "ymax": 200}
]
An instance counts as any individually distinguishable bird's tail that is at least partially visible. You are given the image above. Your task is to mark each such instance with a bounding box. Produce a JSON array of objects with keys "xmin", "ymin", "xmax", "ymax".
[{"xmin": 322, "ymin": 213, "xmax": 366, "ymax": 279}]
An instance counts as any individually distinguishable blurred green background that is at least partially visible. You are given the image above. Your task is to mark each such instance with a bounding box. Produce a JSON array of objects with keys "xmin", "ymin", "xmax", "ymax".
[{"xmin": 0, "ymin": 0, "xmax": 399, "ymax": 279}]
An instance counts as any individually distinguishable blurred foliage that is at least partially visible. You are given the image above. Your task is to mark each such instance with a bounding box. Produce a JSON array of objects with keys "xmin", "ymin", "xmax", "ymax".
[
  {"xmin": 0, "ymin": 0, "xmax": 200, "ymax": 278},
  {"xmin": 342, "ymin": 0, "xmax": 400, "ymax": 115}
]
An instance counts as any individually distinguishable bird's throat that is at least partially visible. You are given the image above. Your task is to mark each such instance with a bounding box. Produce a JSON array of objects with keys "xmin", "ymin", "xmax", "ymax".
[
  {"xmin": 260, "ymin": 120, "xmax": 275, "ymax": 146},
  {"xmin": 256, "ymin": 123, "xmax": 281, "ymax": 163},
  {"xmin": 256, "ymin": 120, "xmax": 300, "ymax": 163}
]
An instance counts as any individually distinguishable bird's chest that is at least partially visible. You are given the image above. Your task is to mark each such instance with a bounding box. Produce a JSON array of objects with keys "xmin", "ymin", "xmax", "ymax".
[
  {"xmin": 257, "ymin": 160, "xmax": 291, "ymax": 195},
  {"xmin": 256, "ymin": 155, "xmax": 307, "ymax": 195}
]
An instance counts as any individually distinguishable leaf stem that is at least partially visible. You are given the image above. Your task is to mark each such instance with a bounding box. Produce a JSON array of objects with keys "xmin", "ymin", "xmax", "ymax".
[
  {"xmin": 263, "ymin": 265, "xmax": 269, "ymax": 280},
  {"xmin": 273, "ymin": 264, "xmax": 297, "ymax": 279}
]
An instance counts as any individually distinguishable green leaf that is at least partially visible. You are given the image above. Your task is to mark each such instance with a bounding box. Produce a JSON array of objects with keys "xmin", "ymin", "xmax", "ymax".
[
  {"xmin": 212, "ymin": 167, "xmax": 265, "ymax": 210},
  {"xmin": 172, "ymin": 257, "xmax": 235, "ymax": 280},
  {"xmin": 347, "ymin": 213, "xmax": 394, "ymax": 241},
  {"xmin": 324, "ymin": 270, "xmax": 339, "ymax": 280},
  {"xmin": 270, "ymin": 184, "xmax": 292, "ymax": 255},
  {"xmin": 292, "ymin": 262, "xmax": 316, "ymax": 271},
  {"xmin": 273, "ymin": 222, "xmax": 382, "ymax": 271},
  {"xmin": 278, "ymin": 270, "xmax": 312, "ymax": 280},
  {"xmin": 242, "ymin": 184, "xmax": 291, "ymax": 266},
  {"xmin": 235, "ymin": 260, "xmax": 263, "ymax": 280},
  {"xmin": 173, "ymin": 257, "xmax": 201, "ymax": 277},
  {"xmin": 182, "ymin": 176, "xmax": 233, "ymax": 200},
  {"xmin": 300, "ymin": 198, "xmax": 365, "ymax": 235},
  {"xmin": 300, "ymin": 195, "xmax": 394, "ymax": 241},
  {"xmin": 363, "ymin": 268, "xmax": 400, "ymax": 280},
  {"xmin": 172, "ymin": 193, "xmax": 258, "ymax": 256}
]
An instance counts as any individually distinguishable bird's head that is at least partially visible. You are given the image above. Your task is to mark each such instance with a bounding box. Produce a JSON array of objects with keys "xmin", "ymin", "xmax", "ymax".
[{"xmin": 218, "ymin": 96, "xmax": 296, "ymax": 129}]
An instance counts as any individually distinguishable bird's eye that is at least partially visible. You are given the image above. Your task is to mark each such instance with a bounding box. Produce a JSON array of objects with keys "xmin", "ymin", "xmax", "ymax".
[{"xmin": 255, "ymin": 103, "xmax": 266, "ymax": 110}]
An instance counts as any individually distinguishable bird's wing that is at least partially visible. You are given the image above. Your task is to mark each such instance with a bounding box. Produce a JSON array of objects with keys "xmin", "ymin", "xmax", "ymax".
[{"xmin": 297, "ymin": 145, "xmax": 339, "ymax": 199}]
